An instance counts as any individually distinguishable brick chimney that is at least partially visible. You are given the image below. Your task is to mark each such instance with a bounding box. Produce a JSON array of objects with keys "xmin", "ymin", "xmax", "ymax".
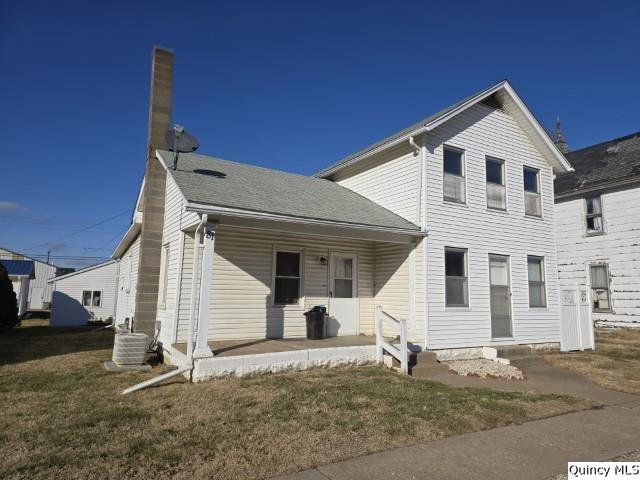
[{"xmin": 134, "ymin": 47, "xmax": 173, "ymax": 338}]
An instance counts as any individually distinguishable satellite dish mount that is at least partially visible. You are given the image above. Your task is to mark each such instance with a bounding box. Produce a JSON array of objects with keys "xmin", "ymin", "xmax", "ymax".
[{"xmin": 166, "ymin": 124, "xmax": 199, "ymax": 170}]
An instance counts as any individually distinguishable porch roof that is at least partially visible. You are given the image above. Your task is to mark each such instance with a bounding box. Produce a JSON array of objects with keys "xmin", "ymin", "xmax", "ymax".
[
  {"xmin": 157, "ymin": 150, "xmax": 420, "ymax": 233},
  {"xmin": 0, "ymin": 259, "xmax": 35, "ymax": 278}
]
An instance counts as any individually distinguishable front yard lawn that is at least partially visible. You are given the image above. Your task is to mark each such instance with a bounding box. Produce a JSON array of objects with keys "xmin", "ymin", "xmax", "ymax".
[
  {"xmin": 545, "ymin": 328, "xmax": 640, "ymax": 394},
  {"xmin": 0, "ymin": 324, "xmax": 592, "ymax": 480}
]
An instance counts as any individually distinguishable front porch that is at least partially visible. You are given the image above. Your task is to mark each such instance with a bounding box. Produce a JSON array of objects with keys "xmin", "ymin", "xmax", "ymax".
[
  {"xmin": 173, "ymin": 334, "xmax": 376, "ymax": 357},
  {"xmin": 169, "ymin": 335, "xmax": 379, "ymax": 381}
]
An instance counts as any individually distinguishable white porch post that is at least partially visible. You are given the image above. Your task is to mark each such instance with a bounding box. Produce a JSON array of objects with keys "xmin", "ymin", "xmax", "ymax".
[{"xmin": 193, "ymin": 222, "xmax": 216, "ymax": 359}]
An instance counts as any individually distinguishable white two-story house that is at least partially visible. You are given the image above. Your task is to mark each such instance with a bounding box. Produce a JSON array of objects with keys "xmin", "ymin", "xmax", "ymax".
[
  {"xmin": 555, "ymin": 132, "xmax": 640, "ymax": 328},
  {"xmin": 112, "ymin": 49, "xmax": 575, "ymax": 380}
]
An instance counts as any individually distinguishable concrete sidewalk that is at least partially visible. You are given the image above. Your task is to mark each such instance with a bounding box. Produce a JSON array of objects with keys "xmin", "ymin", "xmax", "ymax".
[
  {"xmin": 421, "ymin": 363, "xmax": 638, "ymax": 406},
  {"xmin": 275, "ymin": 402, "xmax": 640, "ymax": 480}
]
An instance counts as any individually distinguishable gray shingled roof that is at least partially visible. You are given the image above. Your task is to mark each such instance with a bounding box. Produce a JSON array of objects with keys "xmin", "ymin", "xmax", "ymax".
[
  {"xmin": 157, "ymin": 151, "xmax": 420, "ymax": 232},
  {"xmin": 315, "ymin": 80, "xmax": 506, "ymax": 178},
  {"xmin": 555, "ymin": 132, "xmax": 640, "ymax": 198}
]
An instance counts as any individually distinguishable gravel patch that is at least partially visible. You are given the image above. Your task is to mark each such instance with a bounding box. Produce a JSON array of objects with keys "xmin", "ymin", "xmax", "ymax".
[
  {"xmin": 547, "ymin": 450, "xmax": 640, "ymax": 480},
  {"xmin": 448, "ymin": 359, "xmax": 525, "ymax": 380}
]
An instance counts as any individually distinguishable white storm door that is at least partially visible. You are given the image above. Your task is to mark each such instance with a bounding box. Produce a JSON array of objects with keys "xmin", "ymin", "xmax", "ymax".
[
  {"xmin": 489, "ymin": 255, "xmax": 513, "ymax": 338},
  {"xmin": 328, "ymin": 253, "xmax": 358, "ymax": 336}
]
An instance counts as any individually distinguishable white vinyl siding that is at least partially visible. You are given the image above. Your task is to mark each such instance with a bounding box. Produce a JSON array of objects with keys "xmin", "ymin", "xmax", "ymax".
[
  {"xmin": 157, "ymin": 174, "xmax": 200, "ymax": 345},
  {"xmin": 114, "ymin": 234, "xmax": 140, "ymax": 328},
  {"xmin": 555, "ymin": 186, "xmax": 640, "ymax": 326},
  {"xmin": 175, "ymin": 225, "xmax": 383, "ymax": 343},
  {"xmin": 424, "ymin": 102, "xmax": 561, "ymax": 349},
  {"xmin": 50, "ymin": 262, "xmax": 118, "ymax": 326},
  {"xmin": 331, "ymin": 141, "xmax": 421, "ymax": 224}
]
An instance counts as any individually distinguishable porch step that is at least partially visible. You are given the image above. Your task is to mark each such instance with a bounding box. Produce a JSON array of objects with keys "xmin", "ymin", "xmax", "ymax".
[{"xmin": 409, "ymin": 352, "xmax": 449, "ymax": 378}]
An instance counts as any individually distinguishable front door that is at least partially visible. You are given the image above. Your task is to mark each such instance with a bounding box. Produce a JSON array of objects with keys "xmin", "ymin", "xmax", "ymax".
[
  {"xmin": 489, "ymin": 255, "xmax": 512, "ymax": 338},
  {"xmin": 328, "ymin": 253, "xmax": 358, "ymax": 336}
]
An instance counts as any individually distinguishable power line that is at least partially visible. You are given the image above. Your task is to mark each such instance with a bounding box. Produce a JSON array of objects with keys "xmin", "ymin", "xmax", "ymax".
[
  {"xmin": 98, "ymin": 224, "xmax": 130, "ymax": 250},
  {"xmin": 27, "ymin": 209, "xmax": 131, "ymax": 250}
]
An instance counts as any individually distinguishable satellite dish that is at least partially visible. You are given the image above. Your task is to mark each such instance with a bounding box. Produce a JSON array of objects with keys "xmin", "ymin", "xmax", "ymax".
[{"xmin": 165, "ymin": 124, "xmax": 199, "ymax": 170}]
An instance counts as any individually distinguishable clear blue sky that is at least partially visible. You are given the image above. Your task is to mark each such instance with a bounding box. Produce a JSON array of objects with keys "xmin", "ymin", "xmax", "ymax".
[{"xmin": 1, "ymin": 0, "xmax": 638, "ymax": 268}]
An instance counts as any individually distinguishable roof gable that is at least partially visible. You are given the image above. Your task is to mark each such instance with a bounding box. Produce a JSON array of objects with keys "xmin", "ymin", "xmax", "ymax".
[{"xmin": 315, "ymin": 80, "xmax": 573, "ymax": 177}]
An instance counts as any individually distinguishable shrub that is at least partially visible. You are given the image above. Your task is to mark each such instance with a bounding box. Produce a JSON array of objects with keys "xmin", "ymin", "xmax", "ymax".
[{"xmin": 0, "ymin": 264, "xmax": 19, "ymax": 329}]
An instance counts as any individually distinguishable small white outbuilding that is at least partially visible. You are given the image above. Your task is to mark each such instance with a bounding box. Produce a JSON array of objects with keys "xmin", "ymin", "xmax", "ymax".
[
  {"xmin": 0, "ymin": 259, "xmax": 36, "ymax": 317},
  {"xmin": 49, "ymin": 261, "xmax": 118, "ymax": 326}
]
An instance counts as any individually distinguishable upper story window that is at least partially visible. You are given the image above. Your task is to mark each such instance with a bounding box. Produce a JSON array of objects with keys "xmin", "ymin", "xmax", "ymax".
[
  {"xmin": 273, "ymin": 251, "xmax": 302, "ymax": 305},
  {"xmin": 523, "ymin": 166, "xmax": 541, "ymax": 217},
  {"xmin": 443, "ymin": 147, "xmax": 466, "ymax": 204},
  {"xmin": 585, "ymin": 196, "xmax": 604, "ymax": 234},
  {"xmin": 590, "ymin": 264, "xmax": 611, "ymax": 312},
  {"xmin": 486, "ymin": 157, "xmax": 506, "ymax": 210},
  {"xmin": 445, "ymin": 247, "xmax": 468, "ymax": 307}
]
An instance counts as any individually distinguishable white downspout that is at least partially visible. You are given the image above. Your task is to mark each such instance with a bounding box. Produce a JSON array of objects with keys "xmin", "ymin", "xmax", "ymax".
[
  {"xmin": 419, "ymin": 138, "xmax": 429, "ymax": 350},
  {"xmin": 121, "ymin": 213, "xmax": 207, "ymax": 395},
  {"xmin": 186, "ymin": 214, "xmax": 207, "ymax": 364}
]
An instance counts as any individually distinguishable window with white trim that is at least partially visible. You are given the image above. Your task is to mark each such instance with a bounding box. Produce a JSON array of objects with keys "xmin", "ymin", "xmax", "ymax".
[
  {"xmin": 82, "ymin": 290, "xmax": 102, "ymax": 307},
  {"xmin": 445, "ymin": 247, "xmax": 468, "ymax": 306},
  {"xmin": 523, "ymin": 166, "xmax": 541, "ymax": 217},
  {"xmin": 585, "ymin": 196, "xmax": 604, "ymax": 234},
  {"xmin": 443, "ymin": 147, "xmax": 466, "ymax": 204},
  {"xmin": 527, "ymin": 256, "xmax": 546, "ymax": 307},
  {"xmin": 590, "ymin": 264, "xmax": 611, "ymax": 312},
  {"xmin": 486, "ymin": 157, "xmax": 506, "ymax": 210},
  {"xmin": 158, "ymin": 243, "xmax": 170, "ymax": 307},
  {"xmin": 273, "ymin": 251, "xmax": 302, "ymax": 305}
]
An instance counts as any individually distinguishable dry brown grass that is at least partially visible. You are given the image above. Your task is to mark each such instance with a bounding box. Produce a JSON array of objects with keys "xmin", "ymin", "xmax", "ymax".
[
  {"xmin": 545, "ymin": 328, "xmax": 640, "ymax": 394},
  {"xmin": 0, "ymin": 324, "xmax": 592, "ymax": 480}
]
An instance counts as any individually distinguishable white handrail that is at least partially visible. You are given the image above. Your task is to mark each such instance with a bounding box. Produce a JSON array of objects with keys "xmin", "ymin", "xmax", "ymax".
[{"xmin": 375, "ymin": 305, "xmax": 409, "ymax": 374}]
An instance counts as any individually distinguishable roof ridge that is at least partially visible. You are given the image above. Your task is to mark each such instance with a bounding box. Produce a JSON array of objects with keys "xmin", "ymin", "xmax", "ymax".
[
  {"xmin": 567, "ymin": 131, "xmax": 640, "ymax": 155},
  {"xmin": 158, "ymin": 150, "xmax": 333, "ymax": 184}
]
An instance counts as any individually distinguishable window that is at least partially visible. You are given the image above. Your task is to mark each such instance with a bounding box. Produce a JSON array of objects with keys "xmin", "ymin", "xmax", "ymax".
[
  {"xmin": 445, "ymin": 248, "xmax": 468, "ymax": 306},
  {"xmin": 443, "ymin": 147, "xmax": 466, "ymax": 203},
  {"xmin": 527, "ymin": 256, "xmax": 546, "ymax": 307},
  {"xmin": 158, "ymin": 243, "xmax": 170, "ymax": 307},
  {"xmin": 590, "ymin": 264, "xmax": 611, "ymax": 312},
  {"xmin": 486, "ymin": 157, "xmax": 506, "ymax": 210},
  {"xmin": 523, "ymin": 167, "xmax": 541, "ymax": 217},
  {"xmin": 273, "ymin": 251, "xmax": 301, "ymax": 305},
  {"xmin": 82, "ymin": 290, "xmax": 101, "ymax": 307},
  {"xmin": 585, "ymin": 196, "xmax": 604, "ymax": 234}
]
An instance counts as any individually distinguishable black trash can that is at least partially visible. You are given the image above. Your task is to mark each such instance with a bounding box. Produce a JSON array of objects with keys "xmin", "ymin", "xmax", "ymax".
[{"xmin": 304, "ymin": 306, "xmax": 327, "ymax": 340}]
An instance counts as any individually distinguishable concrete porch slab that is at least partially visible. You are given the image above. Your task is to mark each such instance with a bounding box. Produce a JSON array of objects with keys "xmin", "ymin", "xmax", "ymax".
[{"xmin": 173, "ymin": 335, "xmax": 376, "ymax": 357}]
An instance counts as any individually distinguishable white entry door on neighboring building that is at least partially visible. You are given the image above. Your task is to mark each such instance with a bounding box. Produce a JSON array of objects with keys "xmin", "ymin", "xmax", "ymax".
[
  {"xmin": 328, "ymin": 252, "xmax": 358, "ymax": 336},
  {"xmin": 30, "ymin": 286, "xmax": 44, "ymax": 309}
]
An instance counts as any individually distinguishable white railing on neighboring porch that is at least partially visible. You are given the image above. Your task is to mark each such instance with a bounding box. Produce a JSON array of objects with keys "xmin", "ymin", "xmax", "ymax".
[{"xmin": 375, "ymin": 306, "xmax": 409, "ymax": 374}]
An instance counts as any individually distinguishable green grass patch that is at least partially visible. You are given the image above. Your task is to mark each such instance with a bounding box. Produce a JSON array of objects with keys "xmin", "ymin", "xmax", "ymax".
[{"xmin": 0, "ymin": 322, "xmax": 591, "ymax": 479}]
